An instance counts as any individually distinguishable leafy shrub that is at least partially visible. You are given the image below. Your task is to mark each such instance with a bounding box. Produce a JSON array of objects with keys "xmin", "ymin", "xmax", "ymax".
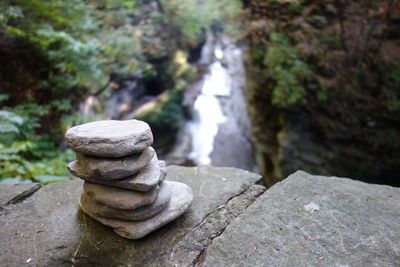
[
  {"xmin": 264, "ymin": 33, "xmax": 310, "ymax": 106},
  {"xmin": 0, "ymin": 109, "xmax": 73, "ymax": 183}
]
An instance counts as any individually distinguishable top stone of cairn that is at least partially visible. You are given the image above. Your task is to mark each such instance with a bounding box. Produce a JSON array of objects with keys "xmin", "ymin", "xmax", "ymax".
[{"xmin": 65, "ymin": 120, "xmax": 153, "ymax": 158}]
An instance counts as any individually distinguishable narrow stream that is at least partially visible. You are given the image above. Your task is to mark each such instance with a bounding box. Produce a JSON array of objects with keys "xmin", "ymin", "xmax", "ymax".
[
  {"xmin": 187, "ymin": 36, "xmax": 255, "ymax": 170},
  {"xmin": 188, "ymin": 46, "xmax": 229, "ymax": 165}
]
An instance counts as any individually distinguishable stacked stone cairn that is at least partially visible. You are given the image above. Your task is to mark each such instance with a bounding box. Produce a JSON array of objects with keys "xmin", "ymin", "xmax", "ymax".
[{"xmin": 65, "ymin": 120, "xmax": 193, "ymax": 239}]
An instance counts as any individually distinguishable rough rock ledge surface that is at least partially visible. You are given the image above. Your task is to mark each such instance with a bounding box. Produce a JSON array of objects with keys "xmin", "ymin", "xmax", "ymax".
[
  {"xmin": 1, "ymin": 168, "xmax": 399, "ymax": 267},
  {"xmin": 0, "ymin": 166, "xmax": 262, "ymax": 266}
]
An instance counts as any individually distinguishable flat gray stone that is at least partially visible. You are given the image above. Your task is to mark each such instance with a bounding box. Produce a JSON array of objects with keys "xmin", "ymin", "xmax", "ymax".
[
  {"xmin": 83, "ymin": 182, "xmax": 159, "ymax": 210},
  {"xmin": 204, "ymin": 171, "xmax": 400, "ymax": 267},
  {"xmin": 0, "ymin": 183, "xmax": 41, "ymax": 209},
  {"xmin": 65, "ymin": 120, "xmax": 153, "ymax": 157},
  {"xmin": 0, "ymin": 166, "xmax": 261, "ymax": 266},
  {"xmin": 81, "ymin": 181, "xmax": 172, "ymax": 221},
  {"xmin": 82, "ymin": 154, "xmax": 165, "ymax": 191},
  {"xmin": 81, "ymin": 181, "xmax": 188, "ymax": 239},
  {"xmin": 68, "ymin": 147, "xmax": 155, "ymax": 180}
]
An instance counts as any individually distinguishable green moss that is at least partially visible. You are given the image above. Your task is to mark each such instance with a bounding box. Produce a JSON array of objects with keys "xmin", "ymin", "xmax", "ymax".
[
  {"xmin": 288, "ymin": 4, "xmax": 303, "ymax": 16},
  {"xmin": 250, "ymin": 48, "xmax": 265, "ymax": 65},
  {"xmin": 264, "ymin": 32, "xmax": 325, "ymax": 106}
]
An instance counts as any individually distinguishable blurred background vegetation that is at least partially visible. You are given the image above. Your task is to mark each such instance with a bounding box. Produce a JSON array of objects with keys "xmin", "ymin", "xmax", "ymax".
[
  {"xmin": 0, "ymin": 0, "xmax": 399, "ymax": 186},
  {"xmin": 0, "ymin": 0, "xmax": 241, "ymax": 183}
]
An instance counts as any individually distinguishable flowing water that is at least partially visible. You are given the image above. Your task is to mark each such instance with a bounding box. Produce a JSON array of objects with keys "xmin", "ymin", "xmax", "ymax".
[
  {"xmin": 188, "ymin": 51, "xmax": 229, "ymax": 165},
  {"xmin": 187, "ymin": 36, "xmax": 255, "ymax": 170}
]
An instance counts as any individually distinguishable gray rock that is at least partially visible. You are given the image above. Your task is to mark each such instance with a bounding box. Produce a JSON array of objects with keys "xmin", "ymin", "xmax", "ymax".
[
  {"xmin": 83, "ymin": 182, "xmax": 159, "ymax": 210},
  {"xmin": 152, "ymin": 184, "xmax": 266, "ymax": 267},
  {"xmin": 65, "ymin": 120, "xmax": 153, "ymax": 157},
  {"xmin": 0, "ymin": 166, "xmax": 262, "ymax": 266},
  {"xmin": 67, "ymin": 147, "xmax": 155, "ymax": 180},
  {"xmin": 204, "ymin": 171, "xmax": 400, "ymax": 267},
  {"xmin": 0, "ymin": 183, "xmax": 41, "ymax": 209},
  {"xmin": 81, "ymin": 181, "xmax": 192, "ymax": 239},
  {"xmin": 81, "ymin": 181, "xmax": 172, "ymax": 221},
  {"xmin": 83, "ymin": 154, "xmax": 165, "ymax": 191}
]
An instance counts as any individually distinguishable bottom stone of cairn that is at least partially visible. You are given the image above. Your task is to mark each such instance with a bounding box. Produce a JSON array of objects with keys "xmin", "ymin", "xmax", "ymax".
[
  {"xmin": 81, "ymin": 181, "xmax": 172, "ymax": 221},
  {"xmin": 80, "ymin": 181, "xmax": 193, "ymax": 239}
]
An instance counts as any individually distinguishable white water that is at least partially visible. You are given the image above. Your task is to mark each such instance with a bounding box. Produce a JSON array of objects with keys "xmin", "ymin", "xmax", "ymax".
[{"xmin": 188, "ymin": 45, "xmax": 230, "ymax": 165}]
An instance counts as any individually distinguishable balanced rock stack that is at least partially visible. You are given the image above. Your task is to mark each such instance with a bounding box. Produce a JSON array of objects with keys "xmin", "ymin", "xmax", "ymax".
[{"xmin": 65, "ymin": 120, "xmax": 193, "ymax": 239}]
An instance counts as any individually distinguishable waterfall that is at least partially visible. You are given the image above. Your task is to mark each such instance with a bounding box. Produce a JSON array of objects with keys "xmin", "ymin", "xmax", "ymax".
[{"xmin": 188, "ymin": 60, "xmax": 229, "ymax": 164}]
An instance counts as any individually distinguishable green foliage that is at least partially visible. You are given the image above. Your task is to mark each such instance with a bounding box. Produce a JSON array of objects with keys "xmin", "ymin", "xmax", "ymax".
[
  {"xmin": 264, "ymin": 33, "xmax": 313, "ymax": 106},
  {"xmin": 139, "ymin": 90, "xmax": 184, "ymax": 133},
  {"xmin": 306, "ymin": 15, "xmax": 328, "ymax": 29},
  {"xmin": 159, "ymin": 0, "xmax": 242, "ymax": 44},
  {"xmin": 251, "ymin": 48, "xmax": 266, "ymax": 65},
  {"xmin": 0, "ymin": 109, "xmax": 73, "ymax": 183},
  {"xmin": 0, "ymin": 0, "xmax": 243, "ymax": 183},
  {"xmin": 1, "ymin": 0, "xmax": 105, "ymax": 92},
  {"xmin": 136, "ymin": 50, "xmax": 193, "ymax": 133},
  {"xmin": 246, "ymin": 0, "xmax": 400, "ymax": 184},
  {"xmin": 0, "ymin": 0, "xmax": 144, "ymax": 183},
  {"xmin": 288, "ymin": 4, "xmax": 303, "ymax": 16}
]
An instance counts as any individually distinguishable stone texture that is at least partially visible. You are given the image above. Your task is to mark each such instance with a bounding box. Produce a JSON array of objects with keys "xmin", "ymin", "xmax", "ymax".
[
  {"xmin": 0, "ymin": 166, "xmax": 261, "ymax": 266},
  {"xmin": 0, "ymin": 183, "xmax": 41, "ymax": 209},
  {"xmin": 152, "ymin": 184, "xmax": 266, "ymax": 266},
  {"xmin": 68, "ymin": 147, "xmax": 155, "ymax": 180},
  {"xmin": 83, "ymin": 182, "xmax": 159, "ymax": 210},
  {"xmin": 65, "ymin": 120, "xmax": 153, "ymax": 157},
  {"xmin": 81, "ymin": 181, "xmax": 172, "ymax": 221},
  {"xmin": 82, "ymin": 154, "xmax": 165, "ymax": 191},
  {"xmin": 204, "ymin": 171, "xmax": 400, "ymax": 267},
  {"xmin": 81, "ymin": 181, "xmax": 191, "ymax": 239}
]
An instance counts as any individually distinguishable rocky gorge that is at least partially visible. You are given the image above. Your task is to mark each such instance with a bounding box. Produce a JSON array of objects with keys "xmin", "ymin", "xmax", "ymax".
[{"xmin": 242, "ymin": 0, "xmax": 400, "ymax": 187}]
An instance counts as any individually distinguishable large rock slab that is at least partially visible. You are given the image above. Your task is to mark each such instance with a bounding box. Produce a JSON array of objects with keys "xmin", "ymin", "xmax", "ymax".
[
  {"xmin": 0, "ymin": 166, "xmax": 262, "ymax": 266},
  {"xmin": 68, "ymin": 147, "xmax": 155, "ymax": 180},
  {"xmin": 65, "ymin": 120, "xmax": 153, "ymax": 157},
  {"xmin": 204, "ymin": 171, "xmax": 400, "ymax": 266},
  {"xmin": 81, "ymin": 181, "xmax": 172, "ymax": 221}
]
